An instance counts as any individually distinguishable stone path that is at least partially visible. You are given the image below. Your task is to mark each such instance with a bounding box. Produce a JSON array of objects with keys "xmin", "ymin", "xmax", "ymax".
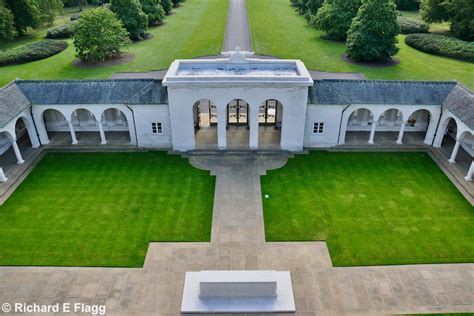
[
  {"xmin": 224, "ymin": 0, "xmax": 252, "ymax": 52},
  {"xmin": 0, "ymin": 152, "xmax": 473, "ymax": 315}
]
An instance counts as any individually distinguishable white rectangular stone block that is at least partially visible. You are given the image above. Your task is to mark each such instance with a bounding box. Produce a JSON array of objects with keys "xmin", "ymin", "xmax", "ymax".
[
  {"xmin": 181, "ymin": 270, "xmax": 295, "ymax": 313},
  {"xmin": 199, "ymin": 270, "xmax": 277, "ymax": 298}
]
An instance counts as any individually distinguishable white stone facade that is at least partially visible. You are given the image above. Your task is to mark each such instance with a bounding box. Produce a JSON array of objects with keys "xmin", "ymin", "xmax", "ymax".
[{"xmin": 0, "ymin": 52, "xmax": 473, "ymax": 181}]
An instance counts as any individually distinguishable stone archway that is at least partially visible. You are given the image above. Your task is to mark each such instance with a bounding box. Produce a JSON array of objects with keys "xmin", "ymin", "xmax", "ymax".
[
  {"xmin": 101, "ymin": 108, "xmax": 132, "ymax": 144},
  {"xmin": 345, "ymin": 108, "xmax": 375, "ymax": 144},
  {"xmin": 226, "ymin": 99, "xmax": 250, "ymax": 149},
  {"xmin": 374, "ymin": 108, "xmax": 403, "ymax": 144},
  {"xmin": 193, "ymin": 100, "xmax": 218, "ymax": 149},
  {"xmin": 42, "ymin": 109, "xmax": 72, "ymax": 144},
  {"xmin": 71, "ymin": 108, "xmax": 99, "ymax": 144},
  {"xmin": 258, "ymin": 99, "xmax": 283, "ymax": 149}
]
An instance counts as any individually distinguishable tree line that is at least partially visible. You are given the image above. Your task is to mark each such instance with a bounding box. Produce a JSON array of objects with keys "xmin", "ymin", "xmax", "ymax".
[
  {"xmin": 293, "ymin": 0, "xmax": 473, "ymax": 43},
  {"xmin": 0, "ymin": 0, "xmax": 181, "ymax": 42}
]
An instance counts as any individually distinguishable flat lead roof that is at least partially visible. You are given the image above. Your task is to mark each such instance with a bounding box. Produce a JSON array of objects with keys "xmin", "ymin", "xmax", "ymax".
[{"xmin": 176, "ymin": 62, "xmax": 299, "ymax": 77}]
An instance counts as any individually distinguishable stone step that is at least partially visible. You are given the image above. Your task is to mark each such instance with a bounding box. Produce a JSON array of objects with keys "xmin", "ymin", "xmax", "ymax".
[{"xmin": 183, "ymin": 149, "xmax": 290, "ymax": 156}]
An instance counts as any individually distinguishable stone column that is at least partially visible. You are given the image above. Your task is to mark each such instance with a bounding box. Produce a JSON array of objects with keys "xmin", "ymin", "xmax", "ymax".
[
  {"xmin": 217, "ymin": 104, "xmax": 227, "ymax": 150},
  {"xmin": 11, "ymin": 140, "xmax": 24, "ymax": 164},
  {"xmin": 0, "ymin": 167, "xmax": 7, "ymax": 182},
  {"xmin": 67, "ymin": 121, "xmax": 78, "ymax": 145},
  {"xmin": 448, "ymin": 139, "xmax": 461, "ymax": 163},
  {"xmin": 464, "ymin": 161, "xmax": 474, "ymax": 181},
  {"xmin": 249, "ymin": 104, "xmax": 259, "ymax": 150},
  {"xmin": 368, "ymin": 122, "xmax": 377, "ymax": 145},
  {"xmin": 98, "ymin": 121, "xmax": 107, "ymax": 145},
  {"xmin": 396, "ymin": 122, "xmax": 406, "ymax": 144}
]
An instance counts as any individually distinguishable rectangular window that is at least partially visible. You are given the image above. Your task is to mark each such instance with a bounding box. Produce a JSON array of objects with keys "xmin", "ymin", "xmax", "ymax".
[
  {"xmin": 313, "ymin": 122, "xmax": 324, "ymax": 134},
  {"xmin": 152, "ymin": 122, "xmax": 163, "ymax": 134}
]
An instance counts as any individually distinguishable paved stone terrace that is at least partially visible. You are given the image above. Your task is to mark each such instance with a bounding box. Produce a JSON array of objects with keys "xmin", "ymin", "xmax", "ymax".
[{"xmin": 0, "ymin": 152, "xmax": 473, "ymax": 315}]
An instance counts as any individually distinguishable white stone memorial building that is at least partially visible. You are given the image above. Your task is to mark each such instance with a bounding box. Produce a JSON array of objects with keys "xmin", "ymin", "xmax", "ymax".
[{"xmin": 0, "ymin": 51, "xmax": 473, "ymax": 181}]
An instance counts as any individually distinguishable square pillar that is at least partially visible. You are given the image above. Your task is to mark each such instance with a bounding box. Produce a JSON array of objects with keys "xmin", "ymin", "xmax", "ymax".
[
  {"xmin": 396, "ymin": 122, "xmax": 406, "ymax": 144},
  {"xmin": 368, "ymin": 122, "xmax": 377, "ymax": 145},
  {"xmin": 465, "ymin": 161, "xmax": 474, "ymax": 181},
  {"xmin": 0, "ymin": 167, "xmax": 7, "ymax": 183},
  {"xmin": 217, "ymin": 104, "xmax": 227, "ymax": 150},
  {"xmin": 249, "ymin": 105, "xmax": 259, "ymax": 150},
  {"xmin": 98, "ymin": 121, "xmax": 107, "ymax": 145}
]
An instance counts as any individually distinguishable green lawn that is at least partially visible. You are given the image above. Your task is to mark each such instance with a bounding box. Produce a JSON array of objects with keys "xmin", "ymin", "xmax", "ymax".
[
  {"xmin": 247, "ymin": 0, "xmax": 474, "ymax": 89},
  {"xmin": 0, "ymin": 0, "xmax": 228, "ymax": 87},
  {"xmin": 0, "ymin": 152, "xmax": 215, "ymax": 267},
  {"xmin": 261, "ymin": 151, "xmax": 474, "ymax": 266}
]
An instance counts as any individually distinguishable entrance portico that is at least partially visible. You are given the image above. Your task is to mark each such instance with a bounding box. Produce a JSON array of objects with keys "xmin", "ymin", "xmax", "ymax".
[{"xmin": 163, "ymin": 49, "xmax": 313, "ymax": 151}]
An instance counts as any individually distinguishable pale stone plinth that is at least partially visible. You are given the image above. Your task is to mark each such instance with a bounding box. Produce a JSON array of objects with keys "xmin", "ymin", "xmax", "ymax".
[{"xmin": 181, "ymin": 270, "xmax": 295, "ymax": 313}]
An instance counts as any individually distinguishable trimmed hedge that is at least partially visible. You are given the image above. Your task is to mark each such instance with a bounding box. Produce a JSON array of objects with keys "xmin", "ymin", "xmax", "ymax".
[
  {"xmin": 405, "ymin": 33, "xmax": 474, "ymax": 62},
  {"xmin": 398, "ymin": 17, "xmax": 428, "ymax": 34},
  {"xmin": 0, "ymin": 40, "xmax": 68, "ymax": 66},
  {"xmin": 46, "ymin": 23, "xmax": 76, "ymax": 39}
]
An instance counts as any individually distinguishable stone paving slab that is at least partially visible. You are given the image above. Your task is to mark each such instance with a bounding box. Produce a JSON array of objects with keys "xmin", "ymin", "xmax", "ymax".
[{"xmin": 0, "ymin": 153, "xmax": 473, "ymax": 315}]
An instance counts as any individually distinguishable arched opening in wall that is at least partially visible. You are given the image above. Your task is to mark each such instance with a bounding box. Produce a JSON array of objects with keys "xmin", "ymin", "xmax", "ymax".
[
  {"xmin": 403, "ymin": 109, "xmax": 432, "ymax": 145},
  {"xmin": 454, "ymin": 131, "xmax": 474, "ymax": 175},
  {"xmin": 42, "ymin": 109, "xmax": 71, "ymax": 144},
  {"xmin": 439, "ymin": 117, "xmax": 458, "ymax": 158},
  {"xmin": 373, "ymin": 108, "xmax": 403, "ymax": 144},
  {"xmin": 71, "ymin": 108, "xmax": 99, "ymax": 144},
  {"xmin": 193, "ymin": 99, "xmax": 218, "ymax": 149},
  {"xmin": 101, "ymin": 108, "xmax": 131, "ymax": 144},
  {"xmin": 259, "ymin": 99, "xmax": 282, "ymax": 149},
  {"xmin": 226, "ymin": 99, "xmax": 249, "ymax": 149},
  {"xmin": 345, "ymin": 108, "xmax": 374, "ymax": 144},
  {"xmin": 0, "ymin": 131, "xmax": 15, "ymax": 173}
]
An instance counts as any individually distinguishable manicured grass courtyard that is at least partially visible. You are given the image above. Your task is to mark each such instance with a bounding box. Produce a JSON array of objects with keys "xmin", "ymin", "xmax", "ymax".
[
  {"xmin": 261, "ymin": 151, "xmax": 474, "ymax": 266},
  {"xmin": 246, "ymin": 0, "xmax": 474, "ymax": 89},
  {"xmin": 0, "ymin": 152, "xmax": 215, "ymax": 267},
  {"xmin": 0, "ymin": 0, "xmax": 228, "ymax": 87}
]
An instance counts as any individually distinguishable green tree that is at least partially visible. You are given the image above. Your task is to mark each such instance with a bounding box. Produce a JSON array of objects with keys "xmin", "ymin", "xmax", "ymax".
[
  {"xmin": 421, "ymin": 0, "xmax": 474, "ymax": 41},
  {"xmin": 346, "ymin": 0, "xmax": 399, "ymax": 62},
  {"xmin": 420, "ymin": 0, "xmax": 448, "ymax": 22},
  {"xmin": 395, "ymin": 0, "xmax": 419, "ymax": 10},
  {"xmin": 140, "ymin": 0, "xmax": 165, "ymax": 25},
  {"xmin": 0, "ymin": 0, "xmax": 15, "ymax": 41},
  {"xmin": 307, "ymin": 0, "xmax": 323, "ymax": 14},
  {"xmin": 110, "ymin": 0, "xmax": 148, "ymax": 40},
  {"xmin": 296, "ymin": 0, "xmax": 308, "ymax": 14},
  {"xmin": 160, "ymin": 0, "xmax": 172, "ymax": 14},
  {"xmin": 73, "ymin": 7, "xmax": 131, "ymax": 63},
  {"xmin": 38, "ymin": 0, "xmax": 63, "ymax": 25},
  {"xmin": 444, "ymin": 0, "xmax": 474, "ymax": 41},
  {"xmin": 313, "ymin": 0, "xmax": 361, "ymax": 40},
  {"xmin": 171, "ymin": 0, "xmax": 180, "ymax": 7},
  {"xmin": 5, "ymin": 0, "xmax": 42, "ymax": 35}
]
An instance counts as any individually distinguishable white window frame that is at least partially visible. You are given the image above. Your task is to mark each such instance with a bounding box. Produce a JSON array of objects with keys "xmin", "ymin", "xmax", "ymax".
[
  {"xmin": 313, "ymin": 122, "xmax": 325, "ymax": 134},
  {"xmin": 151, "ymin": 122, "xmax": 163, "ymax": 134}
]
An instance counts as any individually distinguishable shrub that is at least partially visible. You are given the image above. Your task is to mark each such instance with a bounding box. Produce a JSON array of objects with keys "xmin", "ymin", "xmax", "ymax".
[
  {"xmin": 346, "ymin": 0, "xmax": 399, "ymax": 62},
  {"xmin": 0, "ymin": 40, "xmax": 68, "ymax": 66},
  {"xmin": 46, "ymin": 22, "xmax": 75, "ymax": 38},
  {"xmin": 160, "ymin": 0, "xmax": 172, "ymax": 15},
  {"xmin": 405, "ymin": 33, "xmax": 474, "ymax": 62},
  {"xmin": 313, "ymin": 0, "xmax": 362, "ymax": 40},
  {"xmin": 398, "ymin": 16, "xmax": 429, "ymax": 34},
  {"xmin": 73, "ymin": 7, "xmax": 131, "ymax": 63},
  {"xmin": 110, "ymin": 0, "xmax": 148, "ymax": 40},
  {"xmin": 140, "ymin": 0, "xmax": 165, "ymax": 26},
  {"xmin": 395, "ymin": 0, "xmax": 419, "ymax": 10}
]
